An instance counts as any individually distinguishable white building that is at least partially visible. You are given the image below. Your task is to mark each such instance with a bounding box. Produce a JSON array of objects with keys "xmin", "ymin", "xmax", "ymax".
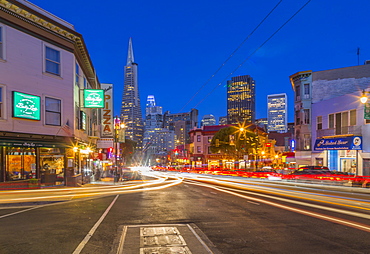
[
  {"xmin": 0, "ymin": 0, "xmax": 102, "ymax": 184},
  {"xmin": 267, "ymin": 93, "xmax": 287, "ymax": 133}
]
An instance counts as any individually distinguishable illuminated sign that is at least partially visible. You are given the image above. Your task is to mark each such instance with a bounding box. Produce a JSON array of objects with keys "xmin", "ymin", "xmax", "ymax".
[
  {"xmin": 314, "ymin": 136, "xmax": 362, "ymax": 151},
  {"xmin": 101, "ymin": 84, "xmax": 113, "ymax": 137},
  {"xmin": 83, "ymin": 89, "xmax": 104, "ymax": 108},
  {"xmin": 13, "ymin": 91, "xmax": 41, "ymax": 120},
  {"xmin": 80, "ymin": 111, "xmax": 86, "ymax": 130}
]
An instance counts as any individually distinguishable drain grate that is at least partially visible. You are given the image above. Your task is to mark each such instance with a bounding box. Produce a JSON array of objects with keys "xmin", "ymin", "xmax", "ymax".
[{"xmin": 140, "ymin": 226, "xmax": 191, "ymax": 253}]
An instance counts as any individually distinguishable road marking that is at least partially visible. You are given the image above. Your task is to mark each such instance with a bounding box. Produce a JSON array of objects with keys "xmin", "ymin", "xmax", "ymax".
[
  {"xmin": 72, "ymin": 195, "xmax": 119, "ymax": 254},
  {"xmin": 0, "ymin": 206, "xmax": 40, "ymax": 219},
  {"xmin": 247, "ymin": 201, "xmax": 260, "ymax": 205},
  {"xmin": 186, "ymin": 181, "xmax": 370, "ymax": 233}
]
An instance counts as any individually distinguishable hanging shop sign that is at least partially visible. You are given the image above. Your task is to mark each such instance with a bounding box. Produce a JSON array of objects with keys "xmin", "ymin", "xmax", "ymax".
[
  {"xmin": 80, "ymin": 111, "xmax": 86, "ymax": 130},
  {"xmin": 83, "ymin": 89, "xmax": 104, "ymax": 108},
  {"xmin": 101, "ymin": 84, "xmax": 113, "ymax": 137},
  {"xmin": 314, "ymin": 136, "xmax": 362, "ymax": 151},
  {"xmin": 13, "ymin": 91, "xmax": 41, "ymax": 120}
]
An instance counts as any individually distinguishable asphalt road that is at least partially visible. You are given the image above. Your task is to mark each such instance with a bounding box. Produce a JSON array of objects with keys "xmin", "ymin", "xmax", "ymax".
[{"xmin": 0, "ymin": 172, "xmax": 369, "ymax": 254}]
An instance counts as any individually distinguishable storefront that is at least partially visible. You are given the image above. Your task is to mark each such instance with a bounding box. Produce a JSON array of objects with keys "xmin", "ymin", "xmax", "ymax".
[
  {"xmin": 0, "ymin": 138, "xmax": 71, "ymax": 185},
  {"xmin": 313, "ymin": 136, "xmax": 362, "ymax": 174}
]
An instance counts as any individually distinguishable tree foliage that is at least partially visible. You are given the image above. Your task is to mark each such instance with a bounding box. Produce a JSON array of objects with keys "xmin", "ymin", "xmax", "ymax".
[{"xmin": 210, "ymin": 126, "xmax": 259, "ymax": 157}]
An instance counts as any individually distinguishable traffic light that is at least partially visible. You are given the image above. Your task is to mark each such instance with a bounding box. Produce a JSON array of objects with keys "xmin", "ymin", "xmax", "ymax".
[{"xmin": 108, "ymin": 147, "xmax": 113, "ymax": 153}]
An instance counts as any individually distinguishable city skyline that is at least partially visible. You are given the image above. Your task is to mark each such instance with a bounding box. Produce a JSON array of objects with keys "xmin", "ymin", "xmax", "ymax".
[{"xmin": 28, "ymin": 0, "xmax": 370, "ymax": 123}]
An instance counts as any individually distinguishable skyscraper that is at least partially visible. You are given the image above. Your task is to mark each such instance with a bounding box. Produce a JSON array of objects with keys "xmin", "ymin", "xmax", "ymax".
[
  {"xmin": 120, "ymin": 38, "xmax": 144, "ymax": 149},
  {"xmin": 201, "ymin": 114, "xmax": 216, "ymax": 126},
  {"xmin": 227, "ymin": 75, "xmax": 255, "ymax": 124},
  {"xmin": 267, "ymin": 93, "xmax": 288, "ymax": 133}
]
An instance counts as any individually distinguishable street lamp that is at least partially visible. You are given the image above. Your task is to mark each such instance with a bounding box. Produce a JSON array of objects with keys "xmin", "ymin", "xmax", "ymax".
[
  {"xmin": 114, "ymin": 116, "xmax": 126, "ymax": 182},
  {"xmin": 360, "ymin": 90, "xmax": 370, "ymax": 104}
]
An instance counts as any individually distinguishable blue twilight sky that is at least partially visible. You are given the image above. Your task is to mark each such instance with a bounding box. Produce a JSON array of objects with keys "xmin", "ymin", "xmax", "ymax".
[{"xmin": 28, "ymin": 0, "xmax": 370, "ymax": 123}]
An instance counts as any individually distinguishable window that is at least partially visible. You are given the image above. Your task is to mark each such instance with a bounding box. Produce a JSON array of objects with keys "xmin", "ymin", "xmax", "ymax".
[
  {"xmin": 0, "ymin": 26, "xmax": 3, "ymax": 59},
  {"xmin": 342, "ymin": 111, "xmax": 349, "ymax": 127},
  {"xmin": 317, "ymin": 116, "xmax": 322, "ymax": 130},
  {"xmin": 304, "ymin": 134, "xmax": 311, "ymax": 150},
  {"xmin": 45, "ymin": 46, "xmax": 60, "ymax": 75},
  {"xmin": 197, "ymin": 146, "xmax": 201, "ymax": 153},
  {"xmin": 0, "ymin": 86, "xmax": 3, "ymax": 118},
  {"xmin": 208, "ymin": 137, "xmax": 212, "ymax": 143},
  {"xmin": 295, "ymin": 110, "xmax": 300, "ymax": 125},
  {"xmin": 350, "ymin": 110, "xmax": 356, "ymax": 126},
  {"xmin": 197, "ymin": 135, "xmax": 201, "ymax": 142},
  {"xmin": 329, "ymin": 114, "xmax": 334, "ymax": 129},
  {"xmin": 303, "ymin": 109, "xmax": 310, "ymax": 124},
  {"xmin": 304, "ymin": 83, "xmax": 310, "ymax": 98},
  {"xmin": 75, "ymin": 63, "xmax": 79, "ymax": 85},
  {"xmin": 45, "ymin": 97, "xmax": 61, "ymax": 126},
  {"xmin": 295, "ymin": 85, "xmax": 300, "ymax": 100}
]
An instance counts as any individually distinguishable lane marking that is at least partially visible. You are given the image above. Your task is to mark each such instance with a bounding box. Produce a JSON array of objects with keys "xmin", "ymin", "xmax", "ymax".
[
  {"xmin": 186, "ymin": 181, "xmax": 370, "ymax": 233},
  {"xmin": 72, "ymin": 195, "xmax": 119, "ymax": 254}
]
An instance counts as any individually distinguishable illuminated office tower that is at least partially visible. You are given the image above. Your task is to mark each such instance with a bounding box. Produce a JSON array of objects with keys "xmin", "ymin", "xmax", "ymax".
[
  {"xmin": 120, "ymin": 38, "xmax": 144, "ymax": 149},
  {"xmin": 267, "ymin": 93, "xmax": 288, "ymax": 133},
  {"xmin": 227, "ymin": 75, "xmax": 255, "ymax": 124}
]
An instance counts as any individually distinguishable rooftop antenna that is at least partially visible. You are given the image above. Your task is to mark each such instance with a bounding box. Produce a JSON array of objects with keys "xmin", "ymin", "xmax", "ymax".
[{"xmin": 357, "ymin": 47, "xmax": 360, "ymax": 65}]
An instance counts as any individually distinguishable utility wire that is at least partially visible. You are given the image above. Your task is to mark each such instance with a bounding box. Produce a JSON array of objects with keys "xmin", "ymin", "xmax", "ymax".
[
  {"xmin": 178, "ymin": 0, "xmax": 283, "ymax": 113},
  {"xmin": 193, "ymin": 0, "xmax": 312, "ymax": 109}
]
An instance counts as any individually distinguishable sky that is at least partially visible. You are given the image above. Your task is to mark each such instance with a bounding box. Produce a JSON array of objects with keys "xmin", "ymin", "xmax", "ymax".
[{"xmin": 28, "ymin": 0, "xmax": 370, "ymax": 123}]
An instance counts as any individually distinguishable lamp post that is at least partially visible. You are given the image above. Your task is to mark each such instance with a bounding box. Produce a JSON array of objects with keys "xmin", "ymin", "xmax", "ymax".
[{"xmin": 114, "ymin": 116, "xmax": 126, "ymax": 182}]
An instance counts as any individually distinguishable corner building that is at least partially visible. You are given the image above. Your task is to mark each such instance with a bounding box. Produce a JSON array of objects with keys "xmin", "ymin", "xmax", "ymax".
[
  {"xmin": 290, "ymin": 63, "xmax": 370, "ymax": 175},
  {"xmin": 0, "ymin": 0, "xmax": 102, "ymax": 185}
]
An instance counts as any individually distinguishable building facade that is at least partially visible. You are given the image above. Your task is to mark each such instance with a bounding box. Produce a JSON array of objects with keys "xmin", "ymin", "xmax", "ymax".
[
  {"xmin": 291, "ymin": 64, "xmax": 370, "ymax": 175},
  {"xmin": 163, "ymin": 109, "xmax": 198, "ymax": 146},
  {"xmin": 227, "ymin": 75, "xmax": 255, "ymax": 124},
  {"xmin": 120, "ymin": 38, "xmax": 144, "ymax": 150},
  {"xmin": 267, "ymin": 93, "xmax": 287, "ymax": 133},
  {"xmin": 0, "ymin": 0, "xmax": 102, "ymax": 185},
  {"xmin": 201, "ymin": 114, "xmax": 216, "ymax": 126},
  {"xmin": 142, "ymin": 95, "xmax": 175, "ymax": 166}
]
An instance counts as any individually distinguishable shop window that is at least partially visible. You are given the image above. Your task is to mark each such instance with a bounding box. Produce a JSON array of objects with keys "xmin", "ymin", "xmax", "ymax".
[
  {"xmin": 45, "ymin": 97, "xmax": 61, "ymax": 126},
  {"xmin": 6, "ymin": 147, "xmax": 36, "ymax": 181},
  {"xmin": 40, "ymin": 148, "xmax": 65, "ymax": 185},
  {"xmin": 45, "ymin": 46, "xmax": 60, "ymax": 75}
]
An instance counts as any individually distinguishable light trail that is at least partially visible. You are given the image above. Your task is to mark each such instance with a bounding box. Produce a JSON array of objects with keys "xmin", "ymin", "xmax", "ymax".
[
  {"xmin": 0, "ymin": 175, "xmax": 178, "ymax": 205},
  {"xmin": 182, "ymin": 174, "xmax": 370, "ymax": 211},
  {"xmin": 186, "ymin": 181, "xmax": 370, "ymax": 233}
]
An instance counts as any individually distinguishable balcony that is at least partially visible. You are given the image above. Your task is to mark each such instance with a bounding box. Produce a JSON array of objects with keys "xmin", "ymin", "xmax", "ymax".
[{"xmin": 316, "ymin": 125, "xmax": 362, "ymax": 137}]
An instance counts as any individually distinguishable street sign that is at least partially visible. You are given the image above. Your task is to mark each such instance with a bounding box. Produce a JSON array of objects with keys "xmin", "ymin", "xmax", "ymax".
[{"xmin": 365, "ymin": 103, "xmax": 370, "ymax": 120}]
